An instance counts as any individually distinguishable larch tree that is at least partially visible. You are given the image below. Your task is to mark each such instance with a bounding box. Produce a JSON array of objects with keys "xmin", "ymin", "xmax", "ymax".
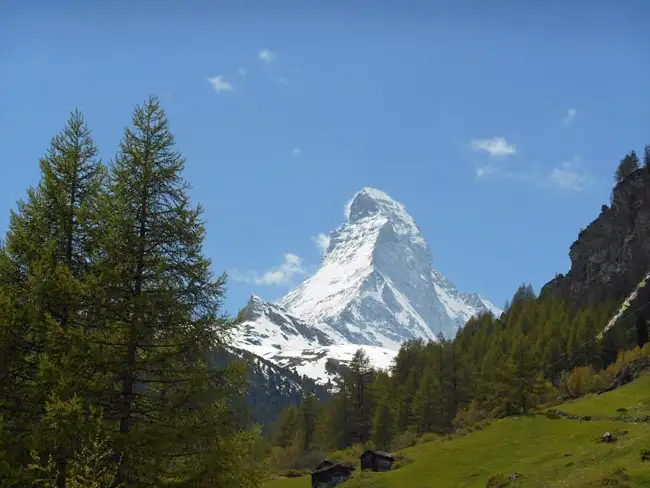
[
  {"xmin": 615, "ymin": 151, "xmax": 640, "ymax": 182},
  {"xmin": 371, "ymin": 396, "xmax": 397, "ymax": 451},
  {"xmin": 94, "ymin": 96, "xmax": 261, "ymax": 487},
  {"xmin": 346, "ymin": 348, "xmax": 374, "ymax": 445},
  {"xmin": 410, "ymin": 365, "xmax": 439, "ymax": 435},
  {"xmin": 0, "ymin": 110, "xmax": 105, "ymax": 487},
  {"xmin": 298, "ymin": 394, "xmax": 318, "ymax": 451}
]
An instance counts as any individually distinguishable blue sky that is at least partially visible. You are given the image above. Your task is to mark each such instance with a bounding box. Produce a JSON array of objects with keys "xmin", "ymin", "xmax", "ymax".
[{"xmin": 1, "ymin": 1, "xmax": 649, "ymax": 316}]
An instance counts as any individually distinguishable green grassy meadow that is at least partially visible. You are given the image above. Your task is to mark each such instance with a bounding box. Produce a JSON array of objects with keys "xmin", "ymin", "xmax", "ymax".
[{"xmin": 265, "ymin": 374, "xmax": 650, "ymax": 488}]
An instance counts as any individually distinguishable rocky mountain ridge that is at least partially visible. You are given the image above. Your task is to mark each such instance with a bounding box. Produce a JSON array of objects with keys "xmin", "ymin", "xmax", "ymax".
[
  {"xmin": 542, "ymin": 168, "xmax": 650, "ymax": 307},
  {"xmin": 233, "ymin": 187, "xmax": 501, "ymax": 384}
]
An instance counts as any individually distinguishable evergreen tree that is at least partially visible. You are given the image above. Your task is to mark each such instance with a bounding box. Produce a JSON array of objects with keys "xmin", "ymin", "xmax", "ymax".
[
  {"xmin": 506, "ymin": 333, "xmax": 544, "ymax": 413},
  {"xmin": 346, "ymin": 348, "xmax": 374, "ymax": 445},
  {"xmin": 272, "ymin": 406, "xmax": 299, "ymax": 449},
  {"xmin": 298, "ymin": 394, "xmax": 318, "ymax": 451},
  {"xmin": 371, "ymin": 397, "xmax": 397, "ymax": 451},
  {"xmin": 0, "ymin": 110, "xmax": 105, "ymax": 487},
  {"xmin": 615, "ymin": 151, "xmax": 640, "ymax": 182},
  {"xmin": 410, "ymin": 365, "xmax": 439, "ymax": 434},
  {"xmin": 94, "ymin": 96, "xmax": 261, "ymax": 487},
  {"xmin": 643, "ymin": 145, "xmax": 650, "ymax": 170}
]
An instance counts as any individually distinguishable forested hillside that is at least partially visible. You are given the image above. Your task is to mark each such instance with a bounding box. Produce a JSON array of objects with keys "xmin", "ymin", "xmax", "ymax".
[{"xmin": 265, "ymin": 147, "xmax": 650, "ymax": 477}]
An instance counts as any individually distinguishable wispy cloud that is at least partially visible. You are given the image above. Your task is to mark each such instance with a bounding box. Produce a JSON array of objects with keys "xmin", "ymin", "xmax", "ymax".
[
  {"xmin": 475, "ymin": 155, "xmax": 593, "ymax": 192},
  {"xmin": 207, "ymin": 75, "xmax": 234, "ymax": 94},
  {"xmin": 291, "ymin": 147, "xmax": 302, "ymax": 157},
  {"xmin": 238, "ymin": 67, "xmax": 247, "ymax": 79},
  {"xmin": 549, "ymin": 167, "xmax": 587, "ymax": 191},
  {"xmin": 259, "ymin": 49, "xmax": 277, "ymax": 63},
  {"xmin": 270, "ymin": 74, "xmax": 289, "ymax": 86},
  {"xmin": 312, "ymin": 233, "xmax": 330, "ymax": 254},
  {"xmin": 343, "ymin": 197, "xmax": 354, "ymax": 220},
  {"xmin": 475, "ymin": 166, "xmax": 497, "ymax": 179},
  {"xmin": 548, "ymin": 156, "xmax": 591, "ymax": 191},
  {"xmin": 471, "ymin": 137, "xmax": 516, "ymax": 157},
  {"xmin": 231, "ymin": 253, "xmax": 305, "ymax": 286},
  {"xmin": 562, "ymin": 108, "xmax": 577, "ymax": 126}
]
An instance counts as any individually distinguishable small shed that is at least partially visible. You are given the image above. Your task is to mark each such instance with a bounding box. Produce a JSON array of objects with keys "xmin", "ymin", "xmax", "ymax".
[
  {"xmin": 360, "ymin": 450, "xmax": 395, "ymax": 472},
  {"xmin": 311, "ymin": 463, "xmax": 355, "ymax": 488}
]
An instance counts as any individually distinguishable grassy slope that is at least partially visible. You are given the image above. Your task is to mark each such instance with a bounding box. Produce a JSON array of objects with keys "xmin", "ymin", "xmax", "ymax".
[{"xmin": 265, "ymin": 373, "xmax": 650, "ymax": 488}]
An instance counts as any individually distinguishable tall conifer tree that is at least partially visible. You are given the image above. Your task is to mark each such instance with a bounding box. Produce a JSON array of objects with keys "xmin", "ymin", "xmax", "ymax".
[{"xmin": 93, "ymin": 96, "xmax": 260, "ymax": 487}]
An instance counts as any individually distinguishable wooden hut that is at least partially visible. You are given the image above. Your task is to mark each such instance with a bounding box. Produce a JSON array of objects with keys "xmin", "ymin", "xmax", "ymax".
[
  {"xmin": 360, "ymin": 449, "xmax": 395, "ymax": 472},
  {"xmin": 311, "ymin": 462, "xmax": 355, "ymax": 488}
]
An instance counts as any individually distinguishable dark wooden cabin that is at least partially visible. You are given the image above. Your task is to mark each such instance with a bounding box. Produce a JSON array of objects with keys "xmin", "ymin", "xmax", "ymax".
[
  {"xmin": 360, "ymin": 450, "xmax": 395, "ymax": 472},
  {"xmin": 311, "ymin": 462, "xmax": 355, "ymax": 488}
]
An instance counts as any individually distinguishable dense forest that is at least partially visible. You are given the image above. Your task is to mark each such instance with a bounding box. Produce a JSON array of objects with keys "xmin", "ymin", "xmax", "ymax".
[{"xmin": 1, "ymin": 94, "xmax": 649, "ymax": 486}]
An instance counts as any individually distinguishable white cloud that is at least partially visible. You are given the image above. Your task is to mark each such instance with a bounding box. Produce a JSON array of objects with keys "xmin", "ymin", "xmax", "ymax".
[
  {"xmin": 270, "ymin": 74, "xmax": 289, "ymax": 86},
  {"xmin": 549, "ymin": 167, "xmax": 587, "ymax": 191},
  {"xmin": 548, "ymin": 156, "xmax": 590, "ymax": 191},
  {"xmin": 475, "ymin": 154, "xmax": 593, "ymax": 192},
  {"xmin": 475, "ymin": 166, "xmax": 497, "ymax": 179},
  {"xmin": 343, "ymin": 197, "xmax": 354, "ymax": 220},
  {"xmin": 562, "ymin": 108, "xmax": 577, "ymax": 125},
  {"xmin": 259, "ymin": 49, "xmax": 277, "ymax": 62},
  {"xmin": 238, "ymin": 67, "xmax": 247, "ymax": 78},
  {"xmin": 231, "ymin": 253, "xmax": 305, "ymax": 286},
  {"xmin": 312, "ymin": 233, "xmax": 330, "ymax": 254},
  {"xmin": 292, "ymin": 147, "xmax": 302, "ymax": 157},
  {"xmin": 471, "ymin": 137, "xmax": 516, "ymax": 157},
  {"xmin": 207, "ymin": 75, "xmax": 234, "ymax": 94}
]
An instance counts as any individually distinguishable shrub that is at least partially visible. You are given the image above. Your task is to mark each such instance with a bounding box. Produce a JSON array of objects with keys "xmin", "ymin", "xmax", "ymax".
[
  {"xmin": 584, "ymin": 467, "xmax": 631, "ymax": 488},
  {"xmin": 392, "ymin": 453, "xmax": 413, "ymax": 470},
  {"xmin": 486, "ymin": 473, "xmax": 511, "ymax": 488},
  {"xmin": 284, "ymin": 469, "xmax": 307, "ymax": 478},
  {"xmin": 417, "ymin": 432, "xmax": 439, "ymax": 444},
  {"xmin": 392, "ymin": 429, "xmax": 418, "ymax": 450},
  {"xmin": 560, "ymin": 366, "xmax": 598, "ymax": 398}
]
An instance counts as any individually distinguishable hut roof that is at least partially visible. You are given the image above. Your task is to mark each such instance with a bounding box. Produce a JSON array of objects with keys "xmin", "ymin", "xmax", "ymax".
[
  {"xmin": 311, "ymin": 462, "xmax": 355, "ymax": 476},
  {"xmin": 315, "ymin": 459, "xmax": 334, "ymax": 471},
  {"xmin": 360, "ymin": 449, "xmax": 395, "ymax": 460}
]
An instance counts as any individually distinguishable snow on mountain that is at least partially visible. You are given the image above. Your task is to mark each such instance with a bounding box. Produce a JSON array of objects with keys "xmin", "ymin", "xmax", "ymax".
[
  {"xmin": 280, "ymin": 187, "xmax": 500, "ymax": 345},
  {"xmin": 235, "ymin": 295, "xmax": 346, "ymax": 351},
  {"xmin": 233, "ymin": 295, "xmax": 397, "ymax": 385},
  {"xmin": 238, "ymin": 343, "xmax": 397, "ymax": 385},
  {"xmin": 233, "ymin": 187, "xmax": 501, "ymax": 384}
]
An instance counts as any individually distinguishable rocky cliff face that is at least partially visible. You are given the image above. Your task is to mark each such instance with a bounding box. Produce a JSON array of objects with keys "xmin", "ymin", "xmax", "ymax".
[{"xmin": 542, "ymin": 169, "xmax": 650, "ymax": 306}]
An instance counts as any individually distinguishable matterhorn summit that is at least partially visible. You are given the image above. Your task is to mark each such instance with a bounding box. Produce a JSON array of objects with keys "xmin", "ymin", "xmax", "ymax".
[{"xmin": 233, "ymin": 187, "xmax": 501, "ymax": 384}]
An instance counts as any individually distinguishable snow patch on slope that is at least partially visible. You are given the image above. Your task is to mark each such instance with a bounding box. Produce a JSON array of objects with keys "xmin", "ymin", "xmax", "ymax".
[
  {"xmin": 240, "ymin": 343, "xmax": 397, "ymax": 385},
  {"xmin": 281, "ymin": 213, "xmax": 388, "ymax": 323}
]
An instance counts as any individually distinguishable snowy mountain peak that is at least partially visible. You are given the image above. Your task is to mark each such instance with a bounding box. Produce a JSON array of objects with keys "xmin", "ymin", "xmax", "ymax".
[
  {"xmin": 233, "ymin": 188, "xmax": 502, "ymax": 385},
  {"xmin": 279, "ymin": 188, "xmax": 501, "ymax": 346},
  {"xmin": 346, "ymin": 187, "xmax": 426, "ymax": 249}
]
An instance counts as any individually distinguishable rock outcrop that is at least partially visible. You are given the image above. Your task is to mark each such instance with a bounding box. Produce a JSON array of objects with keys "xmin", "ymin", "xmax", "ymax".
[{"xmin": 541, "ymin": 168, "xmax": 650, "ymax": 307}]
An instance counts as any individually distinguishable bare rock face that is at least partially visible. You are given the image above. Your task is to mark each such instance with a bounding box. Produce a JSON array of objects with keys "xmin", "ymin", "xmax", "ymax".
[{"xmin": 541, "ymin": 169, "xmax": 650, "ymax": 307}]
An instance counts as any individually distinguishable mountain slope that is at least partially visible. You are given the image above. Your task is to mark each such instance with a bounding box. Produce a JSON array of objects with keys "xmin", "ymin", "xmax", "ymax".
[
  {"xmin": 279, "ymin": 187, "xmax": 500, "ymax": 345},
  {"xmin": 210, "ymin": 346, "xmax": 331, "ymax": 432},
  {"xmin": 233, "ymin": 187, "xmax": 501, "ymax": 384},
  {"xmin": 265, "ymin": 372, "xmax": 650, "ymax": 488}
]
